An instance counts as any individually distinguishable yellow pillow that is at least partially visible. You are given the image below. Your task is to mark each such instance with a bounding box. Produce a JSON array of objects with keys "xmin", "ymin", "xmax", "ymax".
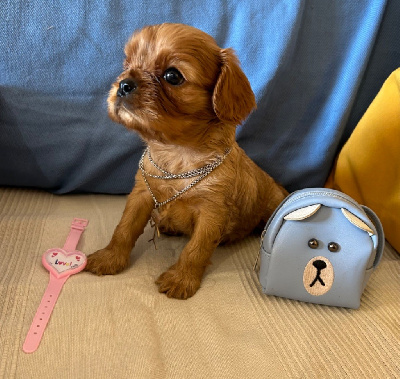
[{"xmin": 326, "ymin": 68, "xmax": 400, "ymax": 253}]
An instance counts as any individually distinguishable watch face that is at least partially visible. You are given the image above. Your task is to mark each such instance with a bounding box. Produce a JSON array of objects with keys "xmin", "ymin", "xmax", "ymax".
[{"xmin": 43, "ymin": 248, "xmax": 87, "ymax": 278}]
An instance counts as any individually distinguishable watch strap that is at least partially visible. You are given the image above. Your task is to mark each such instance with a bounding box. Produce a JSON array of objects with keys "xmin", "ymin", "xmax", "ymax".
[
  {"xmin": 63, "ymin": 218, "xmax": 89, "ymax": 252},
  {"xmin": 23, "ymin": 275, "xmax": 67, "ymax": 353}
]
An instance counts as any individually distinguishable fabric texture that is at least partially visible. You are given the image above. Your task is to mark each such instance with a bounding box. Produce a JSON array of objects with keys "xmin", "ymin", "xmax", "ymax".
[
  {"xmin": 1, "ymin": 1, "xmax": 399, "ymax": 193},
  {"xmin": 326, "ymin": 68, "xmax": 400, "ymax": 254},
  {"xmin": 1, "ymin": 188, "xmax": 399, "ymax": 378}
]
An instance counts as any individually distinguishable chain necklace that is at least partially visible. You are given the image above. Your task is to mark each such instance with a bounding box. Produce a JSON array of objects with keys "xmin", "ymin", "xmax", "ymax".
[{"xmin": 139, "ymin": 146, "xmax": 232, "ymax": 208}]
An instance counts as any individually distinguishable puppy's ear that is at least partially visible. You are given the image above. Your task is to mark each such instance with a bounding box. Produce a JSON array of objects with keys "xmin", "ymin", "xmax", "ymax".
[{"xmin": 212, "ymin": 48, "xmax": 256, "ymax": 125}]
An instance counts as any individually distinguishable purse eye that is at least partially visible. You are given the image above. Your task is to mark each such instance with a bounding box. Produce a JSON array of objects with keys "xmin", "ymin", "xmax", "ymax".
[
  {"xmin": 328, "ymin": 242, "xmax": 340, "ymax": 252},
  {"xmin": 308, "ymin": 238, "xmax": 319, "ymax": 249},
  {"xmin": 163, "ymin": 67, "xmax": 185, "ymax": 85}
]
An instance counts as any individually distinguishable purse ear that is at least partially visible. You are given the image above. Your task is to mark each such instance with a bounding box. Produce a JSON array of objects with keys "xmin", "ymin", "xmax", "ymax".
[
  {"xmin": 341, "ymin": 208, "xmax": 374, "ymax": 235},
  {"xmin": 212, "ymin": 48, "xmax": 256, "ymax": 125},
  {"xmin": 284, "ymin": 204, "xmax": 321, "ymax": 221}
]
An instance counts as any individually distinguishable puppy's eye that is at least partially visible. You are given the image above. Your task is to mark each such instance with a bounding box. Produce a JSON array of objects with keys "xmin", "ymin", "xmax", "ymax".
[{"xmin": 163, "ymin": 68, "xmax": 184, "ymax": 85}]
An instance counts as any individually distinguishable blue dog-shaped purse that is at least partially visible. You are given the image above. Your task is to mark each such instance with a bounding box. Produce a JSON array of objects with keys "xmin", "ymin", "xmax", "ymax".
[{"xmin": 257, "ymin": 188, "xmax": 384, "ymax": 309}]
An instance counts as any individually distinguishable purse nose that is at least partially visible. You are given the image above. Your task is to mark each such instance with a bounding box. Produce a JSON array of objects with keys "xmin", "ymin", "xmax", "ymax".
[
  {"xmin": 312, "ymin": 260, "xmax": 327, "ymax": 270},
  {"xmin": 117, "ymin": 78, "xmax": 137, "ymax": 97}
]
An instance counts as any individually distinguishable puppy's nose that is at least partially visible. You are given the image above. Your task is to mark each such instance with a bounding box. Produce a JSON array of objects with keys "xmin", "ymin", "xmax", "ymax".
[{"xmin": 117, "ymin": 78, "xmax": 137, "ymax": 97}]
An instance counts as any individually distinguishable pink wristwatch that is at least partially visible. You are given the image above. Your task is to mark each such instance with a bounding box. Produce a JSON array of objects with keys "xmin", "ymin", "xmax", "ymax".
[{"xmin": 23, "ymin": 218, "xmax": 89, "ymax": 353}]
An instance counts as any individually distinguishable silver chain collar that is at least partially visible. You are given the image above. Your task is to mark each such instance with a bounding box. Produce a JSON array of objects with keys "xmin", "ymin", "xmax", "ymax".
[{"xmin": 139, "ymin": 147, "xmax": 232, "ymax": 208}]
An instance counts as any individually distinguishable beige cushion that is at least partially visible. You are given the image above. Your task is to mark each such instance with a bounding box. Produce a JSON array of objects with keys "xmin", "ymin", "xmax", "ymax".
[{"xmin": 1, "ymin": 188, "xmax": 399, "ymax": 377}]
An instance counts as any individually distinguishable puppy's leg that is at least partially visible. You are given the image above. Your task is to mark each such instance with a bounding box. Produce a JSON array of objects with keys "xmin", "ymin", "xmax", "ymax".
[
  {"xmin": 86, "ymin": 181, "xmax": 154, "ymax": 275},
  {"xmin": 261, "ymin": 180, "xmax": 289, "ymax": 223},
  {"xmin": 156, "ymin": 211, "xmax": 223, "ymax": 299}
]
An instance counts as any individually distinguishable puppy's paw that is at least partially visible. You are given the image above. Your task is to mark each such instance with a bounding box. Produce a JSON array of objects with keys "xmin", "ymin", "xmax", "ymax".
[
  {"xmin": 85, "ymin": 248, "xmax": 130, "ymax": 276},
  {"xmin": 156, "ymin": 266, "xmax": 201, "ymax": 300}
]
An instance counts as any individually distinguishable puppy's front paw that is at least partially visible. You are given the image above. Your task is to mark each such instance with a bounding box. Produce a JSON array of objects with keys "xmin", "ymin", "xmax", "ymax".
[
  {"xmin": 85, "ymin": 248, "xmax": 130, "ymax": 276},
  {"xmin": 156, "ymin": 266, "xmax": 201, "ymax": 299}
]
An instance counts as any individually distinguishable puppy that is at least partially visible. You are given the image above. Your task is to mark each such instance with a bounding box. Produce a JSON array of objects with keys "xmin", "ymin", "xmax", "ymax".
[{"xmin": 85, "ymin": 23, "xmax": 288, "ymax": 299}]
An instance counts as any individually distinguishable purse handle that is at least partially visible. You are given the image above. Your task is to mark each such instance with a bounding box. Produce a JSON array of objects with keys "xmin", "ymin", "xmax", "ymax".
[{"xmin": 362, "ymin": 206, "xmax": 385, "ymax": 268}]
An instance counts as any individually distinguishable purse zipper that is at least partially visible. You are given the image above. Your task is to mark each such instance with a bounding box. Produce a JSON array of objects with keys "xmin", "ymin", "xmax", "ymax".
[{"xmin": 282, "ymin": 189, "xmax": 364, "ymax": 213}]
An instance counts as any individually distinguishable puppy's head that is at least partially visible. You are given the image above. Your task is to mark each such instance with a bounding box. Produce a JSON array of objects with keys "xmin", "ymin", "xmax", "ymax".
[{"xmin": 108, "ymin": 23, "xmax": 256, "ymax": 146}]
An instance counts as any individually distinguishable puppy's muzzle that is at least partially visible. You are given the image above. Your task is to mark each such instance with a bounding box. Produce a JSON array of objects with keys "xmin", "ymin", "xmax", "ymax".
[{"xmin": 117, "ymin": 78, "xmax": 137, "ymax": 97}]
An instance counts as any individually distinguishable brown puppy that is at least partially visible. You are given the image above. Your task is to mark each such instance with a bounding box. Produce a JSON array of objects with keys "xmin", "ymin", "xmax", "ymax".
[{"xmin": 85, "ymin": 23, "xmax": 288, "ymax": 299}]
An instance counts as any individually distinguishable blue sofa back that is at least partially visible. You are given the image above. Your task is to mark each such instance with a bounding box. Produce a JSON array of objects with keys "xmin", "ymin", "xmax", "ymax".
[{"xmin": 1, "ymin": 1, "xmax": 399, "ymax": 193}]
